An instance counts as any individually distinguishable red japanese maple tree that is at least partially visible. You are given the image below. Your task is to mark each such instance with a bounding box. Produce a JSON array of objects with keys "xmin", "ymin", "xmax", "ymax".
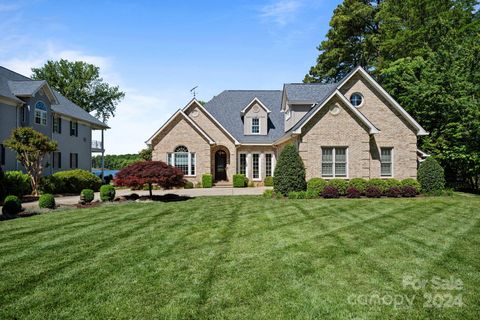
[{"xmin": 114, "ymin": 161, "xmax": 185, "ymax": 197}]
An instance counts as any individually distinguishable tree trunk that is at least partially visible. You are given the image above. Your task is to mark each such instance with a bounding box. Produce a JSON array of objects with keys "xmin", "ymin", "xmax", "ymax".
[{"xmin": 149, "ymin": 183, "xmax": 152, "ymax": 198}]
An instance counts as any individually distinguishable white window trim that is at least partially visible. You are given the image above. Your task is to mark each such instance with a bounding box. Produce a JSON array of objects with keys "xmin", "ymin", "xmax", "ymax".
[
  {"xmin": 252, "ymin": 153, "xmax": 261, "ymax": 181},
  {"xmin": 251, "ymin": 117, "xmax": 260, "ymax": 135},
  {"xmin": 35, "ymin": 109, "xmax": 47, "ymax": 126},
  {"xmin": 237, "ymin": 152, "xmax": 248, "ymax": 176},
  {"xmin": 167, "ymin": 150, "xmax": 196, "ymax": 177},
  {"xmin": 380, "ymin": 147, "xmax": 394, "ymax": 178},
  {"xmin": 321, "ymin": 147, "xmax": 349, "ymax": 179},
  {"xmin": 265, "ymin": 152, "xmax": 274, "ymax": 177}
]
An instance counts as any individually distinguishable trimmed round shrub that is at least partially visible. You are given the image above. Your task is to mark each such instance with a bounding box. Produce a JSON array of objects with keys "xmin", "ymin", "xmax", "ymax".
[
  {"xmin": 384, "ymin": 179, "xmax": 401, "ymax": 190},
  {"xmin": 233, "ymin": 174, "xmax": 247, "ymax": 187},
  {"xmin": 348, "ymin": 178, "xmax": 367, "ymax": 194},
  {"xmin": 366, "ymin": 178, "xmax": 387, "ymax": 193},
  {"xmin": 41, "ymin": 169, "xmax": 102, "ymax": 194},
  {"xmin": 273, "ymin": 144, "xmax": 306, "ymax": 196},
  {"xmin": 327, "ymin": 179, "xmax": 348, "ymax": 196},
  {"xmin": 264, "ymin": 176, "xmax": 274, "ymax": 187},
  {"xmin": 346, "ymin": 187, "xmax": 361, "ymax": 198},
  {"xmin": 322, "ymin": 185, "xmax": 339, "ymax": 198},
  {"xmin": 2, "ymin": 195, "xmax": 22, "ymax": 215},
  {"xmin": 307, "ymin": 178, "xmax": 327, "ymax": 195},
  {"xmin": 202, "ymin": 174, "xmax": 213, "ymax": 188},
  {"xmin": 385, "ymin": 187, "xmax": 402, "ymax": 198},
  {"xmin": 401, "ymin": 186, "xmax": 417, "ymax": 197},
  {"xmin": 4, "ymin": 171, "xmax": 31, "ymax": 197},
  {"xmin": 365, "ymin": 186, "xmax": 382, "ymax": 198},
  {"xmin": 401, "ymin": 178, "xmax": 421, "ymax": 194},
  {"xmin": 80, "ymin": 189, "xmax": 95, "ymax": 203},
  {"xmin": 418, "ymin": 157, "xmax": 445, "ymax": 193},
  {"xmin": 100, "ymin": 185, "xmax": 116, "ymax": 202},
  {"xmin": 184, "ymin": 181, "xmax": 194, "ymax": 189},
  {"xmin": 39, "ymin": 194, "xmax": 56, "ymax": 209}
]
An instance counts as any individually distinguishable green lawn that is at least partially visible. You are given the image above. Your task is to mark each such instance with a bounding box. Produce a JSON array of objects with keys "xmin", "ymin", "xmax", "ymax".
[{"xmin": 1, "ymin": 195, "xmax": 479, "ymax": 319}]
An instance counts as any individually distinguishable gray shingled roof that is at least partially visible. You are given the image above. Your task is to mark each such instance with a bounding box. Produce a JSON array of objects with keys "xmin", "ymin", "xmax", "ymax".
[
  {"xmin": 0, "ymin": 66, "xmax": 108, "ymax": 129},
  {"xmin": 204, "ymin": 90, "xmax": 284, "ymax": 143},
  {"xmin": 283, "ymin": 83, "xmax": 338, "ymax": 102},
  {"xmin": 8, "ymin": 80, "xmax": 46, "ymax": 96}
]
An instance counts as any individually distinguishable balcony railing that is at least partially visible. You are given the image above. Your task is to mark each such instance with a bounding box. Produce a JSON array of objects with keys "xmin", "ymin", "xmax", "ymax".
[{"xmin": 91, "ymin": 140, "xmax": 104, "ymax": 152}]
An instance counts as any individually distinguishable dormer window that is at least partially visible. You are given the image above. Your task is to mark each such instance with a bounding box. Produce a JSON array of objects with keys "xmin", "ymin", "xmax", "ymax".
[{"xmin": 252, "ymin": 117, "xmax": 260, "ymax": 134}]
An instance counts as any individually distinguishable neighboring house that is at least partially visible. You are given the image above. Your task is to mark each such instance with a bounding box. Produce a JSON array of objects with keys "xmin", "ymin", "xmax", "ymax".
[
  {"xmin": 147, "ymin": 66, "xmax": 428, "ymax": 185},
  {"xmin": 0, "ymin": 66, "xmax": 109, "ymax": 174}
]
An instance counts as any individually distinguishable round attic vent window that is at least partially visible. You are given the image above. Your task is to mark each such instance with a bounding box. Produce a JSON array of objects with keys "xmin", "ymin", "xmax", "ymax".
[
  {"xmin": 329, "ymin": 105, "xmax": 341, "ymax": 115},
  {"xmin": 252, "ymin": 105, "xmax": 260, "ymax": 113},
  {"xmin": 191, "ymin": 109, "xmax": 199, "ymax": 117}
]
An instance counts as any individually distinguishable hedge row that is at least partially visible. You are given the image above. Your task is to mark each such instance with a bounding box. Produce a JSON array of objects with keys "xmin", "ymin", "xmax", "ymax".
[
  {"xmin": 41, "ymin": 169, "xmax": 102, "ymax": 194},
  {"xmin": 306, "ymin": 178, "xmax": 421, "ymax": 196}
]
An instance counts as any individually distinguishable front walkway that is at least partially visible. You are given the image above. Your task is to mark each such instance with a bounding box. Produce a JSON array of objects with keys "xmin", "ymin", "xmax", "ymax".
[{"xmin": 19, "ymin": 187, "xmax": 271, "ymax": 210}]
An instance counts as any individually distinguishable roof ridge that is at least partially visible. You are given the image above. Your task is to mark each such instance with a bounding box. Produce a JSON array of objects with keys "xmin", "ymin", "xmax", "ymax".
[
  {"xmin": 223, "ymin": 89, "xmax": 282, "ymax": 92},
  {"xmin": 0, "ymin": 66, "xmax": 32, "ymax": 81},
  {"xmin": 284, "ymin": 82, "xmax": 338, "ymax": 85}
]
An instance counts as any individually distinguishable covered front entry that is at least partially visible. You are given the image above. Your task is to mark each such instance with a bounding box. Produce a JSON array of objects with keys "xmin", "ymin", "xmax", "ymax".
[{"xmin": 215, "ymin": 150, "xmax": 227, "ymax": 181}]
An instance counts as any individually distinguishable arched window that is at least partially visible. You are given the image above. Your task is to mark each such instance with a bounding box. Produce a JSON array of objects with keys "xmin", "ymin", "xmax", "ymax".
[
  {"xmin": 34, "ymin": 101, "xmax": 47, "ymax": 125},
  {"xmin": 350, "ymin": 93, "xmax": 364, "ymax": 108},
  {"xmin": 167, "ymin": 145, "xmax": 196, "ymax": 176}
]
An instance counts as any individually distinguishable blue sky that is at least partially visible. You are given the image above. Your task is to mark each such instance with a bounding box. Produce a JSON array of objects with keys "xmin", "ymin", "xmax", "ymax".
[{"xmin": 0, "ymin": 0, "xmax": 342, "ymax": 154}]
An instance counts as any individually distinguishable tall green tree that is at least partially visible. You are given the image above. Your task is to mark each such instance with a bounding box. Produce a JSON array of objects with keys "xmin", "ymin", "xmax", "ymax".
[
  {"xmin": 32, "ymin": 59, "xmax": 125, "ymax": 122},
  {"xmin": 305, "ymin": 0, "xmax": 479, "ymax": 191},
  {"xmin": 3, "ymin": 128, "xmax": 58, "ymax": 195},
  {"xmin": 304, "ymin": 0, "xmax": 382, "ymax": 83}
]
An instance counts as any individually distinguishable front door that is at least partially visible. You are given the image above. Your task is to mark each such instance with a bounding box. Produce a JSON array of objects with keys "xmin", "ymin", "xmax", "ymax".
[{"xmin": 215, "ymin": 150, "xmax": 227, "ymax": 181}]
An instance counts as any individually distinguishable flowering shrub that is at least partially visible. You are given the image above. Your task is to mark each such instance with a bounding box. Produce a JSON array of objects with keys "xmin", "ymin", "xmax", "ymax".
[
  {"xmin": 346, "ymin": 187, "xmax": 361, "ymax": 198},
  {"xmin": 322, "ymin": 185, "xmax": 340, "ymax": 198},
  {"xmin": 365, "ymin": 186, "xmax": 382, "ymax": 198},
  {"xmin": 401, "ymin": 186, "xmax": 417, "ymax": 197},
  {"xmin": 385, "ymin": 186, "xmax": 402, "ymax": 198}
]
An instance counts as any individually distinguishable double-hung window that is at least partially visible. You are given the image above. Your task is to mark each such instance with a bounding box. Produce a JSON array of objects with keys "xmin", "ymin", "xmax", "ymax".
[
  {"xmin": 252, "ymin": 153, "xmax": 260, "ymax": 180},
  {"xmin": 238, "ymin": 153, "xmax": 247, "ymax": 175},
  {"xmin": 34, "ymin": 101, "xmax": 47, "ymax": 126},
  {"xmin": 251, "ymin": 118, "xmax": 260, "ymax": 134},
  {"xmin": 70, "ymin": 121, "xmax": 78, "ymax": 137},
  {"xmin": 168, "ymin": 146, "xmax": 196, "ymax": 176},
  {"xmin": 380, "ymin": 148, "xmax": 393, "ymax": 177},
  {"xmin": 53, "ymin": 152, "xmax": 62, "ymax": 169},
  {"xmin": 322, "ymin": 147, "xmax": 347, "ymax": 177},
  {"xmin": 53, "ymin": 115, "xmax": 62, "ymax": 134},
  {"xmin": 70, "ymin": 153, "xmax": 78, "ymax": 169}
]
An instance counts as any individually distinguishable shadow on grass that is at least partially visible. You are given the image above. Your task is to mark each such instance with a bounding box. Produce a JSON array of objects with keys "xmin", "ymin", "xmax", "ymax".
[{"xmin": 126, "ymin": 193, "xmax": 194, "ymax": 203}]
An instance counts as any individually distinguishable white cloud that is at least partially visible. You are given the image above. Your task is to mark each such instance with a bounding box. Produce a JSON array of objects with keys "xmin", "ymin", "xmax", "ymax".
[{"xmin": 259, "ymin": 0, "xmax": 303, "ymax": 26}]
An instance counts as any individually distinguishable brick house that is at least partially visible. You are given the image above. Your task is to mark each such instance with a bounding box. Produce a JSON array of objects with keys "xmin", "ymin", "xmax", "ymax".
[{"xmin": 147, "ymin": 67, "xmax": 428, "ymax": 185}]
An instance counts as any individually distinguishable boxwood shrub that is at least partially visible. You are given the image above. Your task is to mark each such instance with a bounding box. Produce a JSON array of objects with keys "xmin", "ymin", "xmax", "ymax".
[
  {"xmin": 2, "ymin": 195, "xmax": 22, "ymax": 215},
  {"xmin": 41, "ymin": 169, "xmax": 102, "ymax": 194},
  {"xmin": 307, "ymin": 178, "xmax": 327, "ymax": 195},
  {"xmin": 348, "ymin": 178, "xmax": 367, "ymax": 194},
  {"xmin": 4, "ymin": 171, "xmax": 31, "ymax": 197},
  {"xmin": 264, "ymin": 176, "xmax": 273, "ymax": 187},
  {"xmin": 184, "ymin": 181, "xmax": 194, "ymax": 189},
  {"xmin": 418, "ymin": 157, "xmax": 445, "ymax": 193},
  {"xmin": 366, "ymin": 178, "xmax": 387, "ymax": 193},
  {"xmin": 80, "ymin": 189, "xmax": 95, "ymax": 203},
  {"xmin": 202, "ymin": 174, "xmax": 213, "ymax": 188},
  {"xmin": 39, "ymin": 194, "xmax": 56, "ymax": 209},
  {"xmin": 263, "ymin": 189, "xmax": 274, "ymax": 198},
  {"xmin": 100, "ymin": 185, "xmax": 116, "ymax": 202},
  {"xmin": 384, "ymin": 179, "xmax": 401, "ymax": 190},
  {"xmin": 233, "ymin": 174, "xmax": 247, "ymax": 188},
  {"xmin": 0, "ymin": 168, "xmax": 6, "ymax": 202},
  {"xmin": 327, "ymin": 179, "xmax": 348, "ymax": 196}
]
